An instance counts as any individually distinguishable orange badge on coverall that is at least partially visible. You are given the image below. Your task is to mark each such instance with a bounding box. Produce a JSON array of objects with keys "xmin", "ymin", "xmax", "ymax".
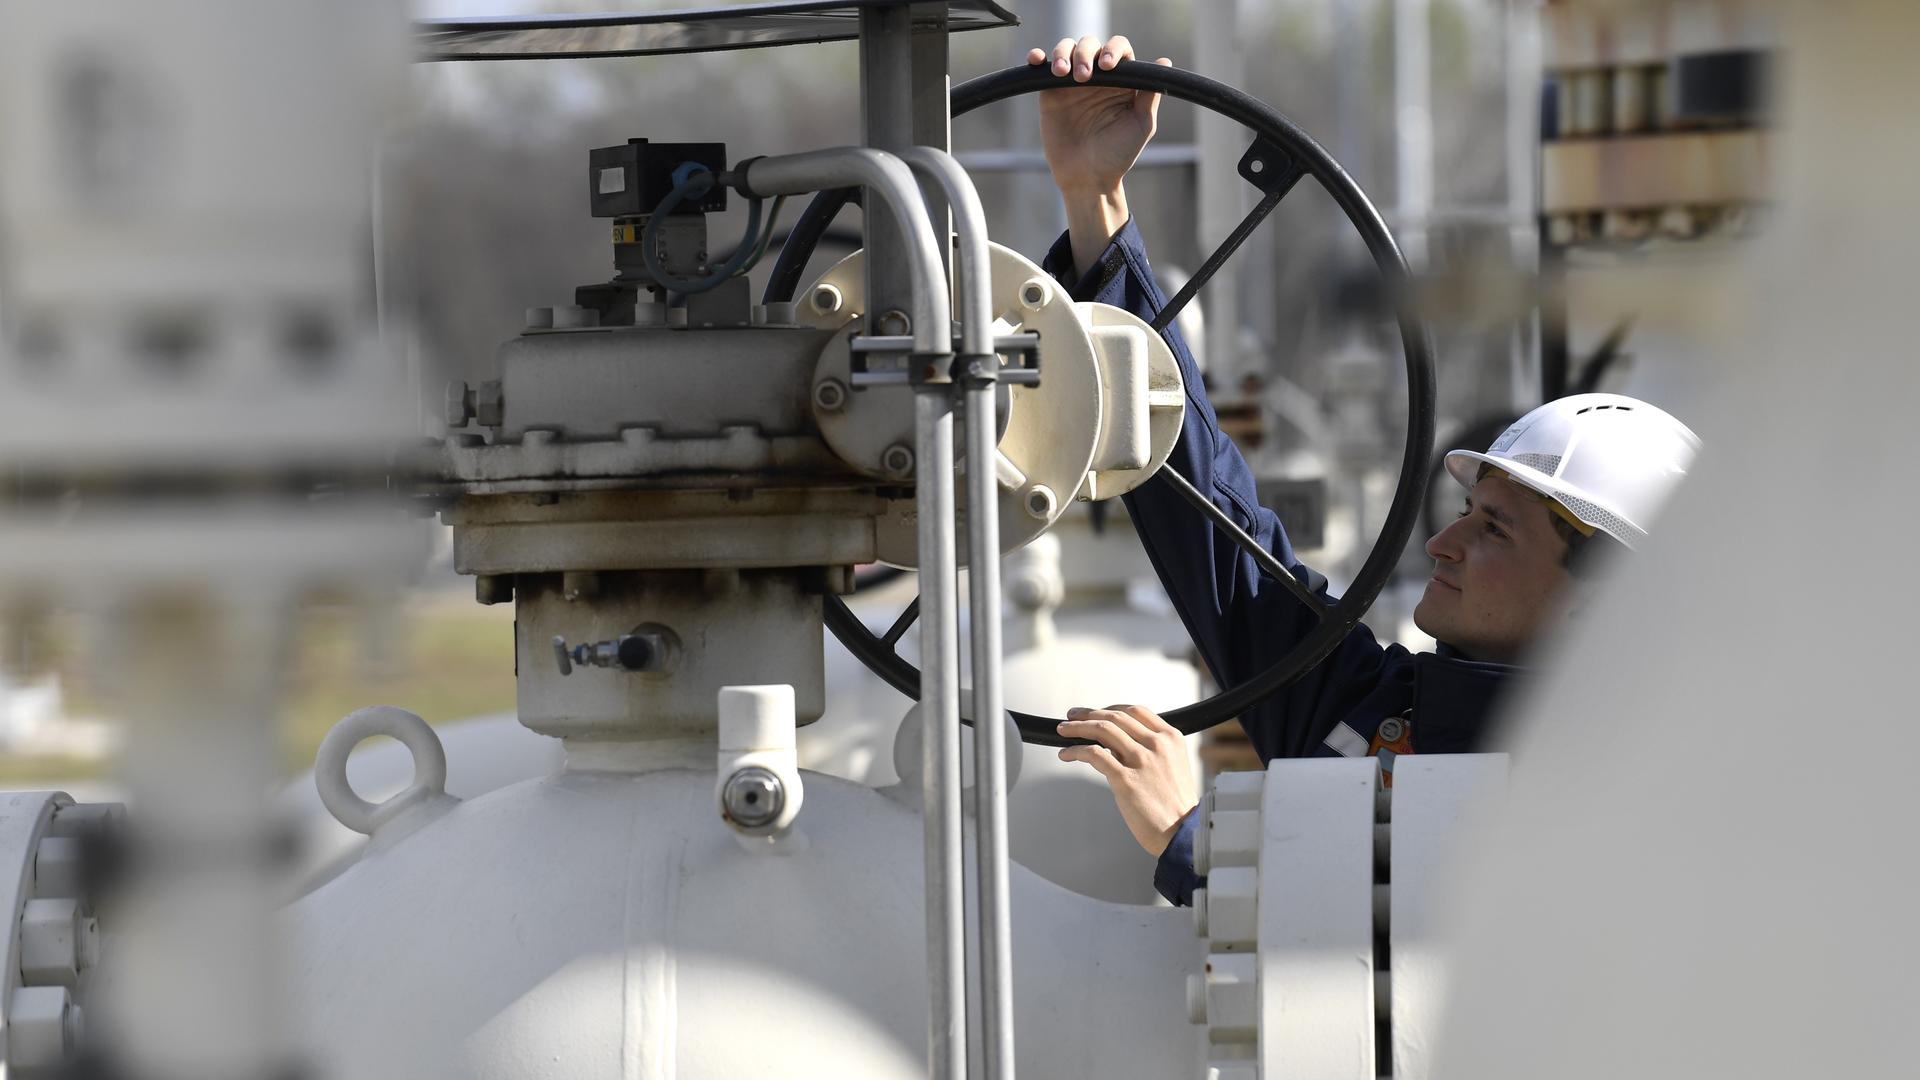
[{"xmin": 1369, "ymin": 714, "xmax": 1414, "ymax": 787}]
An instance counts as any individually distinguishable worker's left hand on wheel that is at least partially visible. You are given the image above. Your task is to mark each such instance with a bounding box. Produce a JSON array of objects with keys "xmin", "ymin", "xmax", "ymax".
[{"xmin": 1057, "ymin": 704, "xmax": 1198, "ymax": 858}]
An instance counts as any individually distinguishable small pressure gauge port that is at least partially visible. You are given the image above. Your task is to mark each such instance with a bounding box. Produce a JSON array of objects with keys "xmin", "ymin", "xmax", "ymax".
[{"xmin": 721, "ymin": 767, "xmax": 785, "ymax": 830}]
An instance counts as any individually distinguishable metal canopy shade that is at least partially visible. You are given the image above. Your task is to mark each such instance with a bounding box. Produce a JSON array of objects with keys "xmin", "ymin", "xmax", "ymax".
[{"xmin": 418, "ymin": 1, "xmax": 1019, "ymax": 60}]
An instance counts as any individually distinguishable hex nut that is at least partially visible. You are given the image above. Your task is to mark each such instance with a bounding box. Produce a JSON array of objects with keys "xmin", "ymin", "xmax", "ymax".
[
  {"xmin": 474, "ymin": 381, "xmax": 505, "ymax": 427},
  {"xmin": 553, "ymin": 306, "xmax": 600, "ymax": 330},
  {"xmin": 524, "ymin": 307, "xmax": 555, "ymax": 330},
  {"xmin": 7, "ymin": 986, "xmax": 76, "ymax": 1066},
  {"xmin": 813, "ymin": 379, "xmax": 849, "ymax": 413},
  {"xmin": 32, "ymin": 837, "xmax": 82, "ymax": 899},
  {"xmin": 881, "ymin": 443, "xmax": 915, "ymax": 478},
  {"xmin": 443, "ymin": 381, "xmax": 474, "ymax": 427},
  {"xmin": 19, "ymin": 898, "xmax": 87, "ymax": 988},
  {"xmin": 876, "ymin": 309, "xmax": 912, "ymax": 337}
]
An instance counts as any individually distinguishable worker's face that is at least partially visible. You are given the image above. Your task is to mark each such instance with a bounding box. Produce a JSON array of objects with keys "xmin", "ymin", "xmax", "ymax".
[{"xmin": 1413, "ymin": 475, "xmax": 1574, "ymax": 663}]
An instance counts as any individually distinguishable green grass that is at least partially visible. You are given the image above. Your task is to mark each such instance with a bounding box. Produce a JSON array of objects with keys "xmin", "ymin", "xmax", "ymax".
[{"xmin": 0, "ymin": 596, "xmax": 521, "ymax": 784}]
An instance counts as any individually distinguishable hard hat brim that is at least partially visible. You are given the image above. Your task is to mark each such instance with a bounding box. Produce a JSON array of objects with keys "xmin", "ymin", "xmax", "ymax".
[{"xmin": 1443, "ymin": 448, "xmax": 1646, "ymax": 548}]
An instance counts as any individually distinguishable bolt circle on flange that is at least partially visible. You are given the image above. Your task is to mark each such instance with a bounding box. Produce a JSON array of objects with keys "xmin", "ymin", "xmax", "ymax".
[
  {"xmin": 782, "ymin": 60, "xmax": 1437, "ymax": 747},
  {"xmin": 721, "ymin": 767, "xmax": 785, "ymax": 830}
]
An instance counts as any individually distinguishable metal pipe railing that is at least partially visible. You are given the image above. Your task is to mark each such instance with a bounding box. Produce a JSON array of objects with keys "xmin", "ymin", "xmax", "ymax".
[
  {"xmin": 902, "ymin": 147, "xmax": 1016, "ymax": 1080},
  {"xmin": 738, "ymin": 149, "xmax": 951, "ymax": 356}
]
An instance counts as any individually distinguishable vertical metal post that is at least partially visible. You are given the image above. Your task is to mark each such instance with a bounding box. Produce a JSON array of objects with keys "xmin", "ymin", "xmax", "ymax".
[
  {"xmin": 913, "ymin": 385, "xmax": 966, "ymax": 1080},
  {"xmin": 865, "ymin": 10, "xmax": 964, "ymax": 1076},
  {"xmin": 1006, "ymin": 0, "xmax": 1109, "ymax": 262},
  {"xmin": 903, "ymin": 143, "xmax": 1015, "ymax": 1080},
  {"xmin": 1505, "ymin": 0, "xmax": 1544, "ymax": 410},
  {"xmin": 1394, "ymin": 0, "xmax": 1434, "ymax": 269},
  {"xmin": 1194, "ymin": 0, "xmax": 1247, "ymax": 385},
  {"xmin": 964, "ymin": 380, "xmax": 1015, "ymax": 1080}
]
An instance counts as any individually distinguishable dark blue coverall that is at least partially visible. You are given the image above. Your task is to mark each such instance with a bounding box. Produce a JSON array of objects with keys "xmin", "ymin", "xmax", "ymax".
[{"xmin": 1042, "ymin": 221, "xmax": 1520, "ymax": 906}]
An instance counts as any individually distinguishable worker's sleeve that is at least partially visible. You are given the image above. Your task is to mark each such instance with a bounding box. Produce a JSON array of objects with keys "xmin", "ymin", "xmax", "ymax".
[
  {"xmin": 1153, "ymin": 807, "xmax": 1203, "ymax": 907},
  {"xmin": 1041, "ymin": 220, "xmax": 1392, "ymax": 769}
]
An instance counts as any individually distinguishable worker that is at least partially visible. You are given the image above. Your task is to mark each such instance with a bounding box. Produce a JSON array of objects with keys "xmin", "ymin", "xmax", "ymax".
[{"xmin": 1029, "ymin": 35, "xmax": 1701, "ymax": 905}]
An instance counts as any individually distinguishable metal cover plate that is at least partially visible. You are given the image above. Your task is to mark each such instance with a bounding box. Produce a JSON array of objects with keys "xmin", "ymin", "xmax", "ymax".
[{"xmin": 419, "ymin": 1, "xmax": 1020, "ymax": 61}]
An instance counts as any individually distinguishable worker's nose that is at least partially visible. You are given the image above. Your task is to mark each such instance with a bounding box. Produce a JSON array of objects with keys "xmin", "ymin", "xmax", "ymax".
[{"xmin": 1425, "ymin": 518, "xmax": 1464, "ymax": 563}]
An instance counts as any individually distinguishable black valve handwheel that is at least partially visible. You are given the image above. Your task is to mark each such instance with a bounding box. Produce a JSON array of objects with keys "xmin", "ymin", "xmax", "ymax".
[{"xmin": 766, "ymin": 61, "xmax": 1438, "ymax": 748}]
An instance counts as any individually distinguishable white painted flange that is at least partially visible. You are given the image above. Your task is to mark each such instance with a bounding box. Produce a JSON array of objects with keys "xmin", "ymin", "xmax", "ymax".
[{"xmin": 796, "ymin": 243, "xmax": 1104, "ymax": 568}]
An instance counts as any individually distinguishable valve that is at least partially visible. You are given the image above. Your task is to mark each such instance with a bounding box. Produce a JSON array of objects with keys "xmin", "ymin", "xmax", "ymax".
[{"xmin": 551, "ymin": 625, "xmax": 679, "ymax": 676}]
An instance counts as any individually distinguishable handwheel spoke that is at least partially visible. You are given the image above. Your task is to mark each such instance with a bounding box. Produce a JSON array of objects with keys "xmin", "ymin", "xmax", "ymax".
[
  {"xmin": 1155, "ymin": 466, "xmax": 1331, "ymax": 618},
  {"xmin": 1149, "ymin": 182, "xmax": 1293, "ymax": 335},
  {"xmin": 881, "ymin": 594, "xmax": 922, "ymax": 648}
]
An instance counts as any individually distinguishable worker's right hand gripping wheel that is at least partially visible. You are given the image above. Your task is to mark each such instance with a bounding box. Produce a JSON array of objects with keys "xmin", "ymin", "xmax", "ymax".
[{"xmin": 767, "ymin": 61, "xmax": 1438, "ymax": 747}]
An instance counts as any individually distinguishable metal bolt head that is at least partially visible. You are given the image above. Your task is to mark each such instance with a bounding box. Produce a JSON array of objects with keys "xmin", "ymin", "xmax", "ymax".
[
  {"xmin": 811, "ymin": 284, "xmax": 843, "ymax": 315},
  {"xmin": 443, "ymin": 381, "xmax": 474, "ymax": 427},
  {"xmin": 876, "ymin": 309, "xmax": 912, "ymax": 336},
  {"xmin": 813, "ymin": 378, "xmax": 849, "ymax": 413},
  {"xmin": 1022, "ymin": 484, "xmax": 1058, "ymax": 521},
  {"xmin": 474, "ymin": 381, "xmax": 505, "ymax": 427},
  {"xmin": 721, "ymin": 767, "xmax": 784, "ymax": 829},
  {"xmin": 881, "ymin": 443, "xmax": 915, "ymax": 478},
  {"xmin": 1019, "ymin": 277, "xmax": 1051, "ymax": 311},
  {"xmin": 7, "ymin": 986, "xmax": 76, "ymax": 1066}
]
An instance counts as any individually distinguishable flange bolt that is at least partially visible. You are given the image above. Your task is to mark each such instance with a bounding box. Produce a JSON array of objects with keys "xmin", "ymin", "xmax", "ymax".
[
  {"xmin": 881, "ymin": 443, "xmax": 915, "ymax": 478},
  {"xmin": 813, "ymin": 378, "xmax": 849, "ymax": 413}
]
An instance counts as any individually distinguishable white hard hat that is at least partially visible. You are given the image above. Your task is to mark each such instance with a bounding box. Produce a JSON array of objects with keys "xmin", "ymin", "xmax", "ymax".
[{"xmin": 1444, "ymin": 393, "xmax": 1700, "ymax": 549}]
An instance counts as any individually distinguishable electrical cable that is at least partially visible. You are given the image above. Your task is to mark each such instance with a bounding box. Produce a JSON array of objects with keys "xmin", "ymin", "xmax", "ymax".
[
  {"xmin": 642, "ymin": 162, "xmax": 764, "ymax": 294},
  {"xmin": 731, "ymin": 194, "xmax": 788, "ymax": 277}
]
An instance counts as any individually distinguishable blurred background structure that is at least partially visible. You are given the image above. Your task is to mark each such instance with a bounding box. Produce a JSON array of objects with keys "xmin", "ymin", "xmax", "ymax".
[{"xmin": 5, "ymin": 0, "xmax": 1865, "ymax": 1076}]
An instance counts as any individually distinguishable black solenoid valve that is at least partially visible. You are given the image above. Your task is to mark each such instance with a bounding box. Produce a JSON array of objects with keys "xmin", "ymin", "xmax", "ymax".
[{"xmin": 588, "ymin": 138, "xmax": 728, "ymax": 218}]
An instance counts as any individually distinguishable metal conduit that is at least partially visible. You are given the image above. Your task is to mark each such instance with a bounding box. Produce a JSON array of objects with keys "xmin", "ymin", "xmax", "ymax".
[
  {"xmin": 912, "ymin": 386, "xmax": 965, "ymax": 1080},
  {"xmin": 739, "ymin": 149, "xmax": 950, "ymax": 355},
  {"xmin": 742, "ymin": 146, "xmax": 966, "ymax": 1078},
  {"xmin": 902, "ymin": 147, "xmax": 1016, "ymax": 1080}
]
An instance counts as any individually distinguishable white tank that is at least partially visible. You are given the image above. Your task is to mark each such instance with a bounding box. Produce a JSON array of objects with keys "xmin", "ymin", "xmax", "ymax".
[{"xmin": 286, "ymin": 726, "xmax": 1199, "ymax": 1079}]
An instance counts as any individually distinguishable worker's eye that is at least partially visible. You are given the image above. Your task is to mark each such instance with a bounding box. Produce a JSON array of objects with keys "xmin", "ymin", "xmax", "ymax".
[{"xmin": 1483, "ymin": 520, "xmax": 1507, "ymax": 540}]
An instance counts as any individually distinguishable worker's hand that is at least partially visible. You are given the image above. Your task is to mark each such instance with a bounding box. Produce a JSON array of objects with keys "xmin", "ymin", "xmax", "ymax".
[
  {"xmin": 1057, "ymin": 704, "xmax": 1198, "ymax": 857},
  {"xmin": 1027, "ymin": 36, "xmax": 1173, "ymax": 276},
  {"xmin": 1026, "ymin": 36, "xmax": 1171, "ymax": 197}
]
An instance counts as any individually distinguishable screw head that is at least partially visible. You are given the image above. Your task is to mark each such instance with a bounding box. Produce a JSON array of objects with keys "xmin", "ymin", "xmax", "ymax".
[
  {"xmin": 1018, "ymin": 278, "xmax": 1050, "ymax": 311},
  {"xmin": 811, "ymin": 284, "xmax": 843, "ymax": 315},
  {"xmin": 813, "ymin": 378, "xmax": 849, "ymax": 413},
  {"xmin": 721, "ymin": 767, "xmax": 784, "ymax": 829},
  {"xmin": 1023, "ymin": 485, "xmax": 1058, "ymax": 520},
  {"xmin": 881, "ymin": 443, "xmax": 915, "ymax": 478}
]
